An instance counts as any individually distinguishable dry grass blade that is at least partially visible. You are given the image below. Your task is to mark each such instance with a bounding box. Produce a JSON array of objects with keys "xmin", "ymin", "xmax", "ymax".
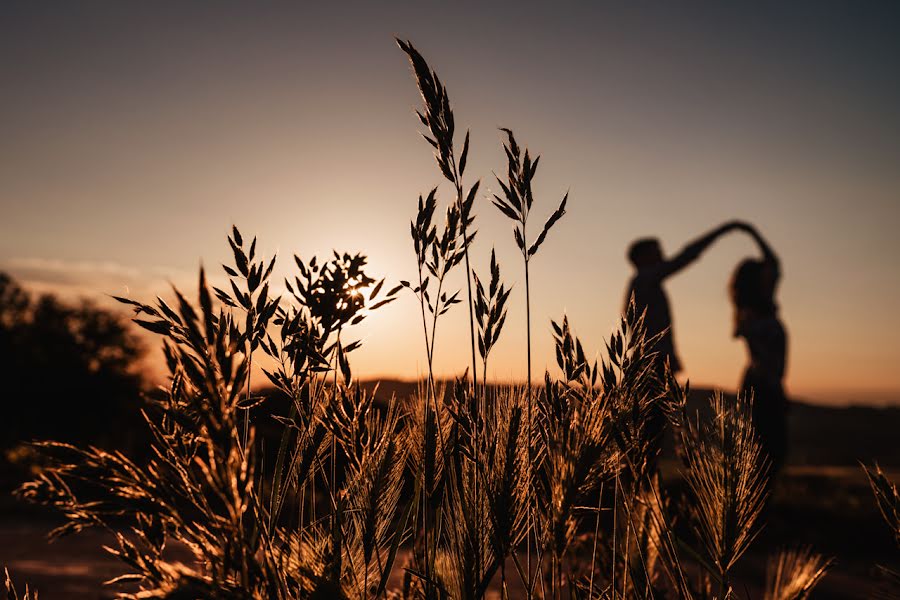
[
  {"xmin": 437, "ymin": 462, "xmax": 496, "ymax": 600},
  {"xmin": 396, "ymin": 38, "xmax": 456, "ymax": 184},
  {"xmin": 318, "ymin": 388, "xmax": 411, "ymax": 599},
  {"xmin": 763, "ymin": 547, "xmax": 832, "ymax": 600},
  {"xmin": 862, "ymin": 464, "xmax": 900, "ymax": 598},
  {"xmin": 864, "ymin": 463, "xmax": 900, "ymax": 546},
  {"xmin": 4, "ymin": 569, "xmax": 37, "ymax": 600},
  {"xmin": 535, "ymin": 379, "xmax": 616, "ymax": 596},
  {"xmin": 473, "ymin": 248, "xmax": 511, "ymax": 383},
  {"xmin": 482, "ymin": 388, "xmax": 530, "ymax": 578},
  {"xmin": 680, "ymin": 392, "xmax": 771, "ymax": 591}
]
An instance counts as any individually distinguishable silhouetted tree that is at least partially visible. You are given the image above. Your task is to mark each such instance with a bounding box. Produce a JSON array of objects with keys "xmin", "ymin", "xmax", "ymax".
[{"xmin": 0, "ymin": 273, "xmax": 144, "ymax": 460}]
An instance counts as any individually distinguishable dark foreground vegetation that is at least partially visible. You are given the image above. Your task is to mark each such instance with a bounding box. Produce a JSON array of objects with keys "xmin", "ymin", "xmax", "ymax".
[{"xmin": 3, "ymin": 40, "xmax": 899, "ymax": 599}]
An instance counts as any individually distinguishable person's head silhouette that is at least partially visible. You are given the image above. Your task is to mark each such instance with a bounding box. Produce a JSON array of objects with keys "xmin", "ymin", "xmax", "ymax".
[
  {"xmin": 730, "ymin": 258, "xmax": 778, "ymax": 318},
  {"xmin": 627, "ymin": 237, "xmax": 663, "ymax": 268}
]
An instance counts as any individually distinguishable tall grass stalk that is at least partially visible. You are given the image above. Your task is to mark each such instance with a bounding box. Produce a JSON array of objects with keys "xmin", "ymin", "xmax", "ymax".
[
  {"xmin": 473, "ymin": 247, "xmax": 511, "ymax": 400},
  {"xmin": 399, "ymin": 39, "xmax": 489, "ymax": 598},
  {"xmin": 493, "ymin": 129, "xmax": 568, "ymax": 595},
  {"xmin": 397, "ymin": 39, "xmax": 479, "ymax": 395},
  {"xmin": 679, "ymin": 392, "xmax": 770, "ymax": 596}
]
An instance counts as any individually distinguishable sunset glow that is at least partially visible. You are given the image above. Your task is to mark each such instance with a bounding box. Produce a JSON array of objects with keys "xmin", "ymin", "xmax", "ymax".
[{"xmin": 2, "ymin": 3, "xmax": 899, "ymax": 406}]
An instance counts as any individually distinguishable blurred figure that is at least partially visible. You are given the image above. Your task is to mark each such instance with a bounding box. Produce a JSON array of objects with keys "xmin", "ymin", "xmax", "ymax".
[
  {"xmin": 730, "ymin": 224, "xmax": 788, "ymax": 477},
  {"xmin": 624, "ymin": 221, "xmax": 743, "ymax": 464},
  {"xmin": 625, "ymin": 221, "xmax": 744, "ymax": 375}
]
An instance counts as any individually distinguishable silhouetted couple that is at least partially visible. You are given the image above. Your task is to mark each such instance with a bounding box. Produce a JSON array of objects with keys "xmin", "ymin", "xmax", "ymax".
[{"xmin": 625, "ymin": 221, "xmax": 787, "ymax": 476}]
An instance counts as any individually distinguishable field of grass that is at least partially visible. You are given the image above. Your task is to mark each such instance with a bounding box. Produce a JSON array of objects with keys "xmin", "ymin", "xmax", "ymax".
[{"xmin": 3, "ymin": 454, "xmax": 897, "ymax": 598}]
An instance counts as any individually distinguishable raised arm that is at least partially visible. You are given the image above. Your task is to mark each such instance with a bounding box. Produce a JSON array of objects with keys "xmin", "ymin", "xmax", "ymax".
[
  {"xmin": 656, "ymin": 220, "xmax": 743, "ymax": 279},
  {"xmin": 739, "ymin": 223, "xmax": 780, "ymax": 279},
  {"xmin": 746, "ymin": 226, "xmax": 778, "ymax": 263},
  {"xmin": 738, "ymin": 223, "xmax": 781, "ymax": 290}
]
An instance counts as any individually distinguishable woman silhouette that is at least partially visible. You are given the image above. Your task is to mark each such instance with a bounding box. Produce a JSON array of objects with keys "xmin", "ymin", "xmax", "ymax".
[{"xmin": 731, "ymin": 224, "xmax": 788, "ymax": 477}]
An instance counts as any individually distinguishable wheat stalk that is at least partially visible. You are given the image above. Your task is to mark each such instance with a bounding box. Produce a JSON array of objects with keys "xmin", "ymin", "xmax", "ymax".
[{"xmin": 763, "ymin": 546, "xmax": 832, "ymax": 600}]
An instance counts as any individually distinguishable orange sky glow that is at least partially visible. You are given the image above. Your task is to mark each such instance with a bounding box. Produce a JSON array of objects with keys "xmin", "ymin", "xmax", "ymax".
[{"xmin": 2, "ymin": 3, "xmax": 899, "ymax": 406}]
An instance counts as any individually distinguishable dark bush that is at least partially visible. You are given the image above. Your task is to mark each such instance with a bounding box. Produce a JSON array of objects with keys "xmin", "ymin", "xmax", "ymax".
[{"xmin": 0, "ymin": 272, "xmax": 144, "ymax": 461}]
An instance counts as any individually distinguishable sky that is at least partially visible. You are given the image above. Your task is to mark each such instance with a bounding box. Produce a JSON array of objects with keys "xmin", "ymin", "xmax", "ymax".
[{"xmin": 2, "ymin": 2, "xmax": 899, "ymax": 405}]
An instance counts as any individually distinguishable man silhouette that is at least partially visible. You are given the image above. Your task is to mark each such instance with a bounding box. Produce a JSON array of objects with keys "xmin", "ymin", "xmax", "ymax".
[{"xmin": 624, "ymin": 221, "xmax": 744, "ymax": 465}]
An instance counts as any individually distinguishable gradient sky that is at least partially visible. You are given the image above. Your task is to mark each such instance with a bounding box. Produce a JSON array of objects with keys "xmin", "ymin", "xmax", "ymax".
[{"xmin": 2, "ymin": 2, "xmax": 899, "ymax": 405}]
